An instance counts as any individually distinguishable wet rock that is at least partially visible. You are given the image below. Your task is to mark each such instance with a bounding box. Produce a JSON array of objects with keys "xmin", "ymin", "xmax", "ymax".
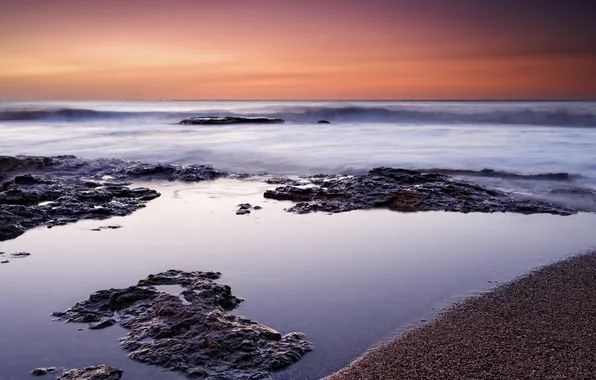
[
  {"xmin": 91, "ymin": 225, "xmax": 122, "ymax": 232},
  {"xmin": 0, "ymin": 180, "xmax": 159, "ymax": 241},
  {"xmin": 236, "ymin": 203, "xmax": 262, "ymax": 215},
  {"xmin": 53, "ymin": 270, "xmax": 312, "ymax": 379},
  {"xmin": 264, "ymin": 177, "xmax": 303, "ymax": 186},
  {"xmin": 57, "ymin": 365, "xmax": 122, "ymax": 380},
  {"xmin": 89, "ymin": 318, "xmax": 116, "ymax": 330},
  {"xmin": 104, "ymin": 163, "xmax": 225, "ymax": 182},
  {"xmin": 0, "ymin": 156, "xmax": 183, "ymax": 241},
  {"xmin": 10, "ymin": 251, "xmax": 31, "ymax": 258},
  {"xmin": 31, "ymin": 367, "xmax": 56, "ymax": 376},
  {"xmin": 180, "ymin": 116, "xmax": 285, "ymax": 125},
  {"xmin": 420, "ymin": 168, "xmax": 579, "ymax": 182},
  {"xmin": 316, "ymin": 120, "xmax": 331, "ymax": 124},
  {"xmin": 264, "ymin": 167, "xmax": 580, "ymax": 215}
]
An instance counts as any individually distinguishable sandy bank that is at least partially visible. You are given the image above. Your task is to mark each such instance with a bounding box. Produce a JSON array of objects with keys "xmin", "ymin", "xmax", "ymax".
[{"xmin": 326, "ymin": 251, "xmax": 596, "ymax": 380}]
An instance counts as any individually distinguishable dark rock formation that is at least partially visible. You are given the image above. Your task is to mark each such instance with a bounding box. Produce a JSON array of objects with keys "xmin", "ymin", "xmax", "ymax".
[
  {"xmin": 264, "ymin": 177, "xmax": 304, "ymax": 186},
  {"xmin": 0, "ymin": 177, "xmax": 159, "ymax": 241},
  {"xmin": 180, "ymin": 117, "xmax": 285, "ymax": 125},
  {"xmin": 419, "ymin": 168, "xmax": 579, "ymax": 182},
  {"xmin": 57, "ymin": 365, "xmax": 122, "ymax": 380},
  {"xmin": 236, "ymin": 203, "xmax": 262, "ymax": 215},
  {"xmin": 52, "ymin": 270, "xmax": 312, "ymax": 379},
  {"xmin": 91, "ymin": 225, "xmax": 122, "ymax": 232},
  {"xmin": 1, "ymin": 260, "xmax": 9, "ymax": 264},
  {"xmin": 316, "ymin": 120, "xmax": 331, "ymax": 124},
  {"xmin": 0, "ymin": 155, "xmax": 231, "ymax": 241},
  {"xmin": 264, "ymin": 167, "xmax": 581, "ymax": 215},
  {"xmin": 10, "ymin": 251, "xmax": 31, "ymax": 258},
  {"xmin": 31, "ymin": 367, "xmax": 56, "ymax": 376}
]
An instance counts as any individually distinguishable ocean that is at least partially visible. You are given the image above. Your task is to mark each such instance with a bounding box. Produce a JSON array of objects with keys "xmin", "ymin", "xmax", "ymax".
[{"xmin": 1, "ymin": 100, "xmax": 596, "ymax": 189}]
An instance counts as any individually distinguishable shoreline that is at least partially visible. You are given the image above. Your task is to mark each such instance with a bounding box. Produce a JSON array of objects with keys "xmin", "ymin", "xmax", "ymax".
[{"xmin": 326, "ymin": 250, "xmax": 596, "ymax": 380}]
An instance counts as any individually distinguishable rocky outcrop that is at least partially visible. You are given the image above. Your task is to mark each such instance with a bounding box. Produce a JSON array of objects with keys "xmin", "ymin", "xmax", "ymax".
[
  {"xmin": 0, "ymin": 155, "xmax": 230, "ymax": 241},
  {"xmin": 31, "ymin": 367, "xmax": 56, "ymax": 376},
  {"xmin": 52, "ymin": 270, "xmax": 312, "ymax": 379},
  {"xmin": 264, "ymin": 168, "xmax": 581, "ymax": 215},
  {"xmin": 180, "ymin": 117, "xmax": 285, "ymax": 125},
  {"xmin": 0, "ymin": 177, "xmax": 159, "ymax": 241},
  {"xmin": 57, "ymin": 365, "xmax": 122, "ymax": 380},
  {"xmin": 420, "ymin": 168, "xmax": 579, "ymax": 181}
]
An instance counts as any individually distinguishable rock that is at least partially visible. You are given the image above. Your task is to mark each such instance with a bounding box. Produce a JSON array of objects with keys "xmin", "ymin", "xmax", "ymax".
[
  {"xmin": 263, "ymin": 167, "xmax": 581, "ymax": 215},
  {"xmin": 419, "ymin": 168, "xmax": 578, "ymax": 182},
  {"xmin": 180, "ymin": 116, "xmax": 285, "ymax": 125},
  {"xmin": 10, "ymin": 251, "xmax": 31, "ymax": 258},
  {"xmin": 52, "ymin": 270, "xmax": 312, "ymax": 379},
  {"xmin": 91, "ymin": 225, "xmax": 122, "ymax": 232},
  {"xmin": 316, "ymin": 120, "xmax": 331, "ymax": 124},
  {"xmin": 1, "ymin": 260, "xmax": 9, "ymax": 264},
  {"xmin": 89, "ymin": 318, "xmax": 116, "ymax": 330},
  {"xmin": 264, "ymin": 177, "xmax": 303, "ymax": 186},
  {"xmin": 31, "ymin": 367, "xmax": 56, "ymax": 376},
  {"xmin": 57, "ymin": 365, "xmax": 122, "ymax": 380},
  {"xmin": 236, "ymin": 203, "xmax": 262, "ymax": 215}
]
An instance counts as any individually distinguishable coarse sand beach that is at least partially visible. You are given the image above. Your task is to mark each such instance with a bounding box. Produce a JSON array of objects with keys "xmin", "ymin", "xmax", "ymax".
[{"xmin": 326, "ymin": 251, "xmax": 596, "ymax": 380}]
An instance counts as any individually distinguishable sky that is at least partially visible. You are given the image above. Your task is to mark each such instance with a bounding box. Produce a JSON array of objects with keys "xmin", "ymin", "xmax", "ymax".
[{"xmin": 1, "ymin": 0, "xmax": 596, "ymax": 100}]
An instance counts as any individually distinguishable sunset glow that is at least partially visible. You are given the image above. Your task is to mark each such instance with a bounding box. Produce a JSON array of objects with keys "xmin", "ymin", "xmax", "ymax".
[{"xmin": 2, "ymin": 0, "xmax": 595, "ymax": 99}]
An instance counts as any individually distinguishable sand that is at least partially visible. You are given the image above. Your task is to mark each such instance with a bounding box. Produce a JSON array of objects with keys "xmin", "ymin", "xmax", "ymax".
[{"xmin": 326, "ymin": 251, "xmax": 596, "ymax": 380}]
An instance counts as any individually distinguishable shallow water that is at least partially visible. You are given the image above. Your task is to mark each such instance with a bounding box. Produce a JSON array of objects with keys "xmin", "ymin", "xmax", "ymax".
[{"xmin": 1, "ymin": 179, "xmax": 595, "ymax": 379}]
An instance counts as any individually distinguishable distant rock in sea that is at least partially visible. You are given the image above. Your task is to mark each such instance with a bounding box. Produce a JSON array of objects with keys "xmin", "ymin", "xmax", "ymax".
[
  {"xmin": 316, "ymin": 120, "xmax": 331, "ymax": 124},
  {"xmin": 180, "ymin": 116, "xmax": 285, "ymax": 125}
]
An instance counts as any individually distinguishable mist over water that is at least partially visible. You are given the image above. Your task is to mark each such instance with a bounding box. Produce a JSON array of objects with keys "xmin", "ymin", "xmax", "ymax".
[{"xmin": 1, "ymin": 101, "xmax": 595, "ymax": 190}]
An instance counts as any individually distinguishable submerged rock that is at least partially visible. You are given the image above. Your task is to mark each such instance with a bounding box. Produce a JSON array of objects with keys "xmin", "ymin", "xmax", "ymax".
[
  {"xmin": 57, "ymin": 365, "xmax": 122, "ymax": 380},
  {"xmin": 264, "ymin": 167, "xmax": 581, "ymax": 215},
  {"xmin": 236, "ymin": 203, "xmax": 262, "ymax": 215},
  {"xmin": 10, "ymin": 251, "xmax": 31, "ymax": 258},
  {"xmin": 31, "ymin": 367, "xmax": 56, "ymax": 376},
  {"xmin": 180, "ymin": 116, "xmax": 285, "ymax": 125},
  {"xmin": 52, "ymin": 270, "xmax": 312, "ymax": 379}
]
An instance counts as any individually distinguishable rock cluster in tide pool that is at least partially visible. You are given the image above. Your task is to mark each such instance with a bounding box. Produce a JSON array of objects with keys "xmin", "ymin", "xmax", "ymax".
[{"xmin": 51, "ymin": 270, "xmax": 312, "ymax": 380}]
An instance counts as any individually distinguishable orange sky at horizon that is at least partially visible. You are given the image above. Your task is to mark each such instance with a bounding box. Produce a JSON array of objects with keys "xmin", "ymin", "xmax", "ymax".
[{"xmin": 1, "ymin": 0, "xmax": 596, "ymax": 100}]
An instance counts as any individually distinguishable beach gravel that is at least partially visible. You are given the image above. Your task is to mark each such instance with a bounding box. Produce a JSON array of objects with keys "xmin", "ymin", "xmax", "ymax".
[{"xmin": 326, "ymin": 251, "xmax": 596, "ymax": 380}]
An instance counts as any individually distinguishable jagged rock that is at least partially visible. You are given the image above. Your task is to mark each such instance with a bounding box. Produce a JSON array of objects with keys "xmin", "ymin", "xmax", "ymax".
[
  {"xmin": 91, "ymin": 225, "xmax": 122, "ymax": 232},
  {"xmin": 52, "ymin": 270, "xmax": 312, "ymax": 379},
  {"xmin": 264, "ymin": 177, "xmax": 303, "ymax": 186},
  {"xmin": 264, "ymin": 167, "xmax": 580, "ymax": 215},
  {"xmin": 89, "ymin": 318, "xmax": 116, "ymax": 330},
  {"xmin": 420, "ymin": 168, "xmax": 578, "ymax": 181},
  {"xmin": 57, "ymin": 365, "xmax": 122, "ymax": 380},
  {"xmin": 31, "ymin": 367, "xmax": 56, "ymax": 376},
  {"xmin": 236, "ymin": 203, "xmax": 262, "ymax": 215},
  {"xmin": 10, "ymin": 252, "xmax": 30, "ymax": 258},
  {"xmin": 0, "ymin": 180, "xmax": 159, "ymax": 241},
  {"xmin": 180, "ymin": 116, "xmax": 285, "ymax": 125}
]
